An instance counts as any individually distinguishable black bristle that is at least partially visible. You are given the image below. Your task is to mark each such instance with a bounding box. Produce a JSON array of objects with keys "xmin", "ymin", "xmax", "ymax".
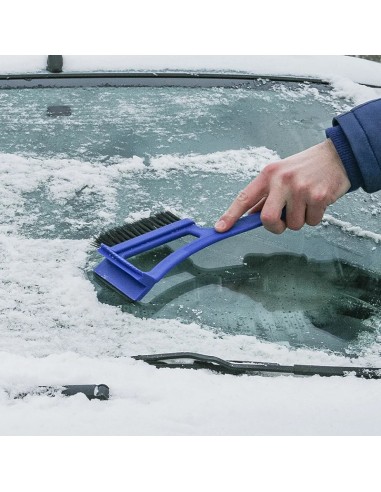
[
  {"xmin": 93, "ymin": 211, "xmax": 181, "ymax": 248},
  {"xmin": 134, "ymin": 223, "xmax": 150, "ymax": 235},
  {"xmin": 166, "ymin": 211, "xmax": 180, "ymax": 221},
  {"xmin": 152, "ymin": 218, "xmax": 167, "ymax": 227}
]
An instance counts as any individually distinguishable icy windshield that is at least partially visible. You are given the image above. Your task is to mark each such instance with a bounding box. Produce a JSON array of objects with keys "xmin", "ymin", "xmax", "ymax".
[{"xmin": 0, "ymin": 80, "xmax": 380, "ymax": 359}]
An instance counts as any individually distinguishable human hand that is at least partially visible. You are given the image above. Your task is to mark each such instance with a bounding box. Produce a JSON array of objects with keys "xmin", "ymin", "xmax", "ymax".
[{"xmin": 214, "ymin": 139, "xmax": 351, "ymax": 234}]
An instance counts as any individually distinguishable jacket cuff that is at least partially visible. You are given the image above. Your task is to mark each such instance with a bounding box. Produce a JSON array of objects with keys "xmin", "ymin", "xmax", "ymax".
[{"xmin": 325, "ymin": 125, "xmax": 364, "ymax": 192}]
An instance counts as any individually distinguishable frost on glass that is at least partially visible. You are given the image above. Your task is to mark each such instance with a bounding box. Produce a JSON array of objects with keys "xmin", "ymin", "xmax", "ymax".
[{"xmin": 0, "ymin": 81, "xmax": 380, "ymax": 358}]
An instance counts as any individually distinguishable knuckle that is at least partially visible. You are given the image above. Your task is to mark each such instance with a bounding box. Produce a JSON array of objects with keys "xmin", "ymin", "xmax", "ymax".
[
  {"xmin": 221, "ymin": 212, "xmax": 235, "ymax": 224},
  {"xmin": 299, "ymin": 184, "xmax": 310, "ymax": 196},
  {"xmin": 293, "ymin": 181, "xmax": 309, "ymax": 195},
  {"xmin": 308, "ymin": 184, "xmax": 336, "ymax": 205},
  {"xmin": 309, "ymin": 190, "xmax": 329, "ymax": 205},
  {"xmin": 279, "ymin": 169, "xmax": 295, "ymax": 185},
  {"xmin": 261, "ymin": 211, "xmax": 279, "ymax": 226},
  {"xmin": 287, "ymin": 221, "xmax": 304, "ymax": 231},
  {"xmin": 262, "ymin": 163, "xmax": 278, "ymax": 178},
  {"xmin": 306, "ymin": 217, "xmax": 321, "ymax": 226},
  {"xmin": 306, "ymin": 208, "xmax": 325, "ymax": 226},
  {"xmin": 236, "ymin": 190, "xmax": 250, "ymax": 205}
]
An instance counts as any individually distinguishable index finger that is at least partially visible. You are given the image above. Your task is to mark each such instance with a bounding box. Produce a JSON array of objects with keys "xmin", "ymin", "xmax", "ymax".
[{"xmin": 214, "ymin": 174, "xmax": 268, "ymax": 232}]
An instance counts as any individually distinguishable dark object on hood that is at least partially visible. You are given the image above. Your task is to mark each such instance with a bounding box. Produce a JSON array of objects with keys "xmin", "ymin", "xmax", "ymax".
[
  {"xmin": 47, "ymin": 105, "xmax": 72, "ymax": 117},
  {"xmin": 46, "ymin": 55, "xmax": 63, "ymax": 73}
]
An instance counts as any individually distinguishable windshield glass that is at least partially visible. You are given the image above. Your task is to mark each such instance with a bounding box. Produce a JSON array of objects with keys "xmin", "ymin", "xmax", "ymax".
[{"xmin": 1, "ymin": 80, "xmax": 380, "ymax": 359}]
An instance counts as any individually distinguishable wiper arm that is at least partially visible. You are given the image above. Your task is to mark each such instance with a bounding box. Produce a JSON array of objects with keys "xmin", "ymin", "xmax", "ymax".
[
  {"xmin": 133, "ymin": 352, "xmax": 381, "ymax": 379},
  {"xmin": 11, "ymin": 384, "xmax": 110, "ymax": 400}
]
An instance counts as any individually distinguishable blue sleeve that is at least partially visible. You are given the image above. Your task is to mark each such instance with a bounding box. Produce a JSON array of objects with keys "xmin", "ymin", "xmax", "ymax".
[{"xmin": 325, "ymin": 98, "xmax": 381, "ymax": 193}]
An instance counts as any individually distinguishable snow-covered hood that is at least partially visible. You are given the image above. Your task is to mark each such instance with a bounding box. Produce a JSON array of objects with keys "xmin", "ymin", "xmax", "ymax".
[{"xmin": 1, "ymin": 55, "xmax": 381, "ymax": 87}]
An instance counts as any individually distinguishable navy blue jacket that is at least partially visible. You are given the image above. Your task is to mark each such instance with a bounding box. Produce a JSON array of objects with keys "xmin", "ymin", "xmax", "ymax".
[{"xmin": 325, "ymin": 98, "xmax": 381, "ymax": 193}]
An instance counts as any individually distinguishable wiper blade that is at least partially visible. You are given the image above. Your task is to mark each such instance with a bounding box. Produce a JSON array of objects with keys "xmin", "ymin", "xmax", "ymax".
[
  {"xmin": 11, "ymin": 384, "xmax": 110, "ymax": 400},
  {"xmin": 133, "ymin": 352, "xmax": 381, "ymax": 379}
]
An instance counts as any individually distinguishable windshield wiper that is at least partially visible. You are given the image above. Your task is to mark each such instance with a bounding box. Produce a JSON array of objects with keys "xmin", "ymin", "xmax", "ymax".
[
  {"xmin": 8, "ymin": 354, "xmax": 379, "ymax": 403},
  {"xmin": 11, "ymin": 384, "xmax": 110, "ymax": 400},
  {"xmin": 133, "ymin": 352, "xmax": 381, "ymax": 379}
]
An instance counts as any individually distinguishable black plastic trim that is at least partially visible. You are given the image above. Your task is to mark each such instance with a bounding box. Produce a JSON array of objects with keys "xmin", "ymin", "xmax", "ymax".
[{"xmin": 0, "ymin": 72, "xmax": 332, "ymax": 89}]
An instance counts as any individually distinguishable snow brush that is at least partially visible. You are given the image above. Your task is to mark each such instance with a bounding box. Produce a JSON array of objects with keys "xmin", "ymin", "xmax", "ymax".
[{"xmin": 93, "ymin": 210, "xmax": 274, "ymax": 302}]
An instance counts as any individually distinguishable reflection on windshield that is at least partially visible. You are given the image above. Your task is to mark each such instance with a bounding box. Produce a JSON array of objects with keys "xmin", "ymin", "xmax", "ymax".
[{"xmin": 94, "ymin": 247, "xmax": 381, "ymax": 355}]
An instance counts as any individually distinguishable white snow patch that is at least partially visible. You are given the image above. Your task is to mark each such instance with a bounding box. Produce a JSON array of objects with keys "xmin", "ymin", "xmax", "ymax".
[
  {"xmin": 323, "ymin": 214, "xmax": 381, "ymax": 244},
  {"xmin": 0, "ymin": 55, "xmax": 47, "ymax": 73},
  {"xmin": 0, "ymin": 153, "xmax": 145, "ymax": 234},
  {"xmin": 149, "ymin": 147, "xmax": 278, "ymax": 177},
  {"xmin": 329, "ymin": 76, "xmax": 381, "ymax": 105},
  {"xmin": 61, "ymin": 55, "xmax": 381, "ymax": 87}
]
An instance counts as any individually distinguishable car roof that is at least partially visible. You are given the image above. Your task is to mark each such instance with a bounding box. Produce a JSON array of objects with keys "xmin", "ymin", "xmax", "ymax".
[{"xmin": 1, "ymin": 55, "xmax": 381, "ymax": 87}]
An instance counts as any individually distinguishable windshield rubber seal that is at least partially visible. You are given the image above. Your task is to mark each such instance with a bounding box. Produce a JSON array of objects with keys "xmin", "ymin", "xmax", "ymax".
[
  {"xmin": 1, "ymin": 72, "xmax": 380, "ymax": 89},
  {"xmin": 0, "ymin": 72, "xmax": 333, "ymax": 89}
]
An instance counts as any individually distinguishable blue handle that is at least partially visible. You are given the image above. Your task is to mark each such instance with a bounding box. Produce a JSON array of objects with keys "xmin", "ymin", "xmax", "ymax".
[
  {"xmin": 95, "ymin": 210, "xmax": 286, "ymax": 301},
  {"xmin": 149, "ymin": 212, "xmax": 263, "ymax": 281}
]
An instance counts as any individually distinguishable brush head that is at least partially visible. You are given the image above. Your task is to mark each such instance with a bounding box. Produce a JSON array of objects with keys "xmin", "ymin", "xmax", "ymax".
[{"xmin": 93, "ymin": 211, "xmax": 181, "ymax": 248}]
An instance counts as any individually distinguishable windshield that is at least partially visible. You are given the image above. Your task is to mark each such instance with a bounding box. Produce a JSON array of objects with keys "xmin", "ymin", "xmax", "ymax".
[{"xmin": 1, "ymin": 80, "xmax": 380, "ymax": 359}]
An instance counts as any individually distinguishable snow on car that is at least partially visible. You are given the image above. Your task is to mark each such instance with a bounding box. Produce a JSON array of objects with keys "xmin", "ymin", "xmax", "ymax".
[{"xmin": 0, "ymin": 55, "xmax": 381, "ymax": 435}]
